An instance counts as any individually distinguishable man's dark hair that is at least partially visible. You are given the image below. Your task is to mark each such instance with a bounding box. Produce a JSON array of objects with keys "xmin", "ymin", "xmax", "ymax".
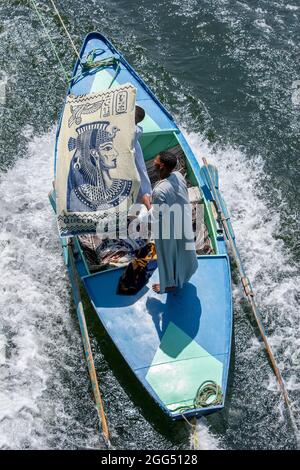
[
  {"xmin": 135, "ymin": 106, "xmax": 145, "ymax": 124},
  {"xmin": 159, "ymin": 151, "xmax": 178, "ymax": 171}
]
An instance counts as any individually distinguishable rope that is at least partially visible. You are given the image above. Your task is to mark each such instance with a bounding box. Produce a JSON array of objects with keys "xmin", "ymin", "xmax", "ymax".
[
  {"xmin": 49, "ymin": 0, "xmax": 81, "ymax": 61},
  {"xmin": 194, "ymin": 380, "xmax": 223, "ymax": 408},
  {"xmin": 180, "ymin": 382, "xmax": 222, "ymax": 450},
  {"xmin": 70, "ymin": 48, "xmax": 121, "ymax": 87},
  {"xmin": 49, "ymin": 0, "xmax": 121, "ymax": 89},
  {"xmin": 29, "ymin": 0, "xmax": 70, "ymax": 81},
  {"xmin": 190, "ymin": 418, "xmax": 199, "ymax": 450},
  {"xmin": 30, "ymin": 2, "xmax": 121, "ymax": 88},
  {"xmin": 175, "ymin": 380, "xmax": 223, "ymax": 414},
  {"xmin": 182, "ymin": 414, "xmax": 199, "ymax": 450}
]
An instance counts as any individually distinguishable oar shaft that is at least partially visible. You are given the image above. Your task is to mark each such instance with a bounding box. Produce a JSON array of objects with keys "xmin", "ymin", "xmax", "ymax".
[
  {"xmin": 202, "ymin": 158, "xmax": 292, "ymax": 408},
  {"xmin": 208, "ymin": 188, "xmax": 300, "ymax": 440},
  {"xmin": 68, "ymin": 246, "xmax": 110, "ymax": 445},
  {"xmin": 223, "ymin": 221, "xmax": 288, "ymax": 399}
]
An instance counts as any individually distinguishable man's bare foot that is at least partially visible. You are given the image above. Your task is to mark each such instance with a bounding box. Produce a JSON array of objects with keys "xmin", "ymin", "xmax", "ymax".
[{"xmin": 152, "ymin": 284, "xmax": 176, "ymax": 293}]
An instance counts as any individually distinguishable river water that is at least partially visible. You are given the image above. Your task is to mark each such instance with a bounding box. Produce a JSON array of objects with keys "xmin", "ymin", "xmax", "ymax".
[{"xmin": 0, "ymin": 0, "xmax": 299, "ymax": 449}]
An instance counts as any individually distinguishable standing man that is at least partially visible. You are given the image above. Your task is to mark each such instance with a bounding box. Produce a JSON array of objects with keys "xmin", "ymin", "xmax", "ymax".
[
  {"xmin": 134, "ymin": 106, "xmax": 152, "ymax": 210},
  {"xmin": 151, "ymin": 152, "xmax": 198, "ymax": 293}
]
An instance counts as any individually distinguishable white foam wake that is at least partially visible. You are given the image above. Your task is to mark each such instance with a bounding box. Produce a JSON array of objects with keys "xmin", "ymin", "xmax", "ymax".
[
  {"xmin": 0, "ymin": 128, "xmax": 98, "ymax": 449},
  {"xmin": 1, "ymin": 128, "xmax": 298, "ymax": 449},
  {"xmin": 190, "ymin": 419, "xmax": 222, "ymax": 450},
  {"xmin": 185, "ymin": 130, "xmax": 300, "ymax": 449}
]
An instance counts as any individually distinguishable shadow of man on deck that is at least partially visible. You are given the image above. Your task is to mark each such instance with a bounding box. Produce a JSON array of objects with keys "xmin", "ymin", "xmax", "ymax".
[{"xmin": 146, "ymin": 282, "xmax": 202, "ymax": 358}]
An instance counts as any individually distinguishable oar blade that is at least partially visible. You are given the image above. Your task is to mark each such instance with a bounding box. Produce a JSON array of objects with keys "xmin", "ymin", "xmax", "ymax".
[
  {"xmin": 200, "ymin": 163, "xmax": 235, "ymax": 240},
  {"xmin": 208, "ymin": 164, "xmax": 219, "ymax": 189}
]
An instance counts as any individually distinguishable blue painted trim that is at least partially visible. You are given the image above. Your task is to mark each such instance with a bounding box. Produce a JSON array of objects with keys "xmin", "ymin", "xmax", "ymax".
[{"xmin": 218, "ymin": 253, "xmax": 233, "ymax": 408}]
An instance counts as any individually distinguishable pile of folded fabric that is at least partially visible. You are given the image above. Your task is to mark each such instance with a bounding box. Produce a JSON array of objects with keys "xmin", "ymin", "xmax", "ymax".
[{"xmin": 78, "ymin": 234, "xmax": 148, "ymax": 271}]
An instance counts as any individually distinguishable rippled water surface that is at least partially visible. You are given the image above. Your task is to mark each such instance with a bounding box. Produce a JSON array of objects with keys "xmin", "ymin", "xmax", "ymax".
[{"xmin": 0, "ymin": 0, "xmax": 299, "ymax": 449}]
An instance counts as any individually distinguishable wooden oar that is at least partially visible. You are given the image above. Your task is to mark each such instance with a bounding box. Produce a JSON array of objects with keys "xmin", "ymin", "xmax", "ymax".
[
  {"xmin": 67, "ymin": 244, "xmax": 110, "ymax": 447},
  {"xmin": 202, "ymin": 157, "xmax": 299, "ymax": 446}
]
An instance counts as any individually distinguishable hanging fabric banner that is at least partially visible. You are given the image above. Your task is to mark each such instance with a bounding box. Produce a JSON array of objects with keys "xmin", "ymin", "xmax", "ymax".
[{"xmin": 56, "ymin": 83, "xmax": 139, "ymax": 237}]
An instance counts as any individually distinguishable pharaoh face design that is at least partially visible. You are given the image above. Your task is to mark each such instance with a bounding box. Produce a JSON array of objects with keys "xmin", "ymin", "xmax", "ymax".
[
  {"xmin": 67, "ymin": 121, "xmax": 132, "ymax": 212},
  {"xmin": 91, "ymin": 140, "xmax": 119, "ymax": 171}
]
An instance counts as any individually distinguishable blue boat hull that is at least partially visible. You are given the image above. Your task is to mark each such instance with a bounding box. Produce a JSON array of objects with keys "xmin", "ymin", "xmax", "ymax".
[{"xmin": 52, "ymin": 32, "xmax": 233, "ymax": 420}]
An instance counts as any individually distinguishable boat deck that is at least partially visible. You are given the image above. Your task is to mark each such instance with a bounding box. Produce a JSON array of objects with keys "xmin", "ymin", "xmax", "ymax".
[{"xmin": 82, "ymin": 255, "xmax": 232, "ymax": 419}]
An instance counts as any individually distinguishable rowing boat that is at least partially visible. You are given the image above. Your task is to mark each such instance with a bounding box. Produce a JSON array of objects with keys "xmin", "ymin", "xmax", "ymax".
[{"xmin": 49, "ymin": 32, "xmax": 233, "ymax": 420}]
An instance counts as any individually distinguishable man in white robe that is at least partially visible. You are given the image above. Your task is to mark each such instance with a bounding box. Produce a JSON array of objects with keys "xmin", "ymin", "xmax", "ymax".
[
  {"xmin": 134, "ymin": 106, "xmax": 152, "ymax": 210},
  {"xmin": 150, "ymin": 152, "xmax": 198, "ymax": 293}
]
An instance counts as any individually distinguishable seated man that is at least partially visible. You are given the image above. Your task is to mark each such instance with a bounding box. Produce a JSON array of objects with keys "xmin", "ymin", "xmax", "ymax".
[{"xmin": 134, "ymin": 106, "xmax": 152, "ymax": 210}]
